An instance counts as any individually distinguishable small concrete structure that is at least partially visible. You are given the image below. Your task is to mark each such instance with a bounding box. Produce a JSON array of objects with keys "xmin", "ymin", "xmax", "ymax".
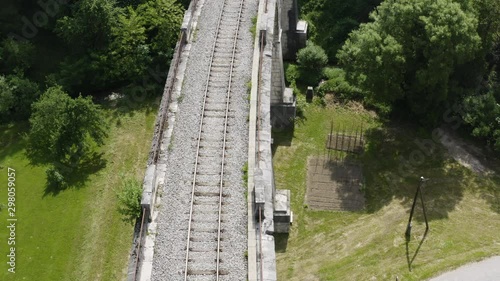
[
  {"xmin": 280, "ymin": 0, "xmax": 308, "ymax": 60},
  {"xmin": 280, "ymin": 0, "xmax": 299, "ymax": 60},
  {"xmin": 306, "ymin": 86, "xmax": 313, "ymax": 103},
  {"xmin": 140, "ymin": 164, "xmax": 156, "ymax": 221},
  {"xmin": 295, "ymin": 20, "xmax": 308, "ymax": 50},
  {"xmin": 274, "ymin": 189, "xmax": 292, "ymax": 233}
]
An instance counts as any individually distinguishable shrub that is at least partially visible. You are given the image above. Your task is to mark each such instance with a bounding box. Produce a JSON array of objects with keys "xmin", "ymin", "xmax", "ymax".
[
  {"xmin": 285, "ymin": 63, "xmax": 300, "ymax": 85},
  {"xmin": 317, "ymin": 67, "xmax": 362, "ymax": 101},
  {"xmin": 297, "ymin": 41, "xmax": 328, "ymax": 71},
  {"xmin": 117, "ymin": 179, "xmax": 143, "ymax": 223},
  {"xmin": 296, "ymin": 42, "xmax": 328, "ymax": 85}
]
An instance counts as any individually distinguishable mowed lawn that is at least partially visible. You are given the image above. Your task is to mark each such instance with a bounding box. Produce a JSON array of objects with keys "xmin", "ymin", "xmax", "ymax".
[
  {"xmin": 0, "ymin": 98, "xmax": 157, "ymax": 281},
  {"xmin": 273, "ymin": 101, "xmax": 500, "ymax": 280}
]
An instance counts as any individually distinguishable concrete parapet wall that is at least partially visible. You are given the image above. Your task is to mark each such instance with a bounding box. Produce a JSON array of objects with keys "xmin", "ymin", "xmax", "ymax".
[{"xmin": 249, "ymin": 0, "xmax": 286, "ymax": 280}]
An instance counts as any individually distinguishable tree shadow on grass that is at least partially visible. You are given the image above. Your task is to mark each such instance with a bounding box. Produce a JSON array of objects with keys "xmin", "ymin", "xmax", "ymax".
[
  {"xmin": 43, "ymin": 152, "xmax": 107, "ymax": 197},
  {"xmin": 99, "ymin": 92, "xmax": 162, "ymax": 127},
  {"xmin": 477, "ymin": 175, "xmax": 500, "ymax": 214},
  {"xmin": 0, "ymin": 122, "xmax": 29, "ymax": 164},
  {"xmin": 272, "ymin": 127, "xmax": 295, "ymax": 155},
  {"xmin": 360, "ymin": 124, "xmax": 469, "ymax": 221}
]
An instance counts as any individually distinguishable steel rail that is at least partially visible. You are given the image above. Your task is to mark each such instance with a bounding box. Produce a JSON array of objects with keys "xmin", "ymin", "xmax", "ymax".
[
  {"xmin": 216, "ymin": 0, "xmax": 245, "ymax": 278},
  {"xmin": 183, "ymin": 0, "xmax": 245, "ymax": 279}
]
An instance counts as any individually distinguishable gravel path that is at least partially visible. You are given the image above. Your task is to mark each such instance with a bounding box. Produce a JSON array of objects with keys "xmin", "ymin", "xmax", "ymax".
[{"xmin": 151, "ymin": 0, "xmax": 256, "ymax": 280}]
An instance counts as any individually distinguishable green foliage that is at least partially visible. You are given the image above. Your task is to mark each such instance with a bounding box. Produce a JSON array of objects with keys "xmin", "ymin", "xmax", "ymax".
[
  {"xmin": 242, "ymin": 162, "xmax": 248, "ymax": 187},
  {"xmin": 26, "ymin": 86, "xmax": 108, "ymax": 167},
  {"xmin": 299, "ymin": 0, "xmax": 382, "ymax": 62},
  {"xmin": 462, "ymin": 89, "xmax": 500, "ymax": 151},
  {"xmin": 317, "ymin": 68, "xmax": 361, "ymax": 101},
  {"xmin": 0, "ymin": 74, "xmax": 38, "ymax": 122},
  {"xmin": 250, "ymin": 16, "xmax": 257, "ymax": 40},
  {"xmin": 100, "ymin": 6, "xmax": 151, "ymax": 84},
  {"xmin": 6, "ymin": 74, "xmax": 40, "ymax": 120},
  {"xmin": 297, "ymin": 41, "xmax": 328, "ymax": 71},
  {"xmin": 46, "ymin": 166, "xmax": 67, "ymax": 189},
  {"xmin": 289, "ymin": 42, "xmax": 328, "ymax": 86},
  {"xmin": 0, "ymin": 76, "xmax": 15, "ymax": 119},
  {"xmin": 473, "ymin": 0, "xmax": 500, "ymax": 51},
  {"xmin": 136, "ymin": 0, "xmax": 184, "ymax": 64},
  {"xmin": 54, "ymin": 0, "xmax": 183, "ymax": 93},
  {"xmin": 56, "ymin": 0, "xmax": 119, "ymax": 51},
  {"xmin": 285, "ymin": 63, "xmax": 300, "ymax": 85},
  {"xmin": 117, "ymin": 179, "xmax": 143, "ymax": 223},
  {"xmin": 337, "ymin": 0, "xmax": 482, "ymax": 122},
  {"xmin": 0, "ymin": 38, "xmax": 35, "ymax": 74}
]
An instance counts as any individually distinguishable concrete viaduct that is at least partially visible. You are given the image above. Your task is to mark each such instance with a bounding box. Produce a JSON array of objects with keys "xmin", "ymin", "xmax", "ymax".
[{"xmin": 128, "ymin": 0, "xmax": 306, "ymax": 280}]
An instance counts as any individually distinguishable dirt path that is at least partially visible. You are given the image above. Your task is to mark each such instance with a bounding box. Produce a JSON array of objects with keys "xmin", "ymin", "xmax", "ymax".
[{"xmin": 438, "ymin": 128, "xmax": 497, "ymax": 175}]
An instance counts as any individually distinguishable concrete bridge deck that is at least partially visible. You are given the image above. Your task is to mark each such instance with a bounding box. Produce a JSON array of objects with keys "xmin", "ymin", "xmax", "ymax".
[{"xmin": 129, "ymin": 0, "xmax": 298, "ymax": 280}]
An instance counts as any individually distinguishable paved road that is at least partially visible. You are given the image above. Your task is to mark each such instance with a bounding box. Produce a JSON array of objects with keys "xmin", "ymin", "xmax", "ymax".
[{"xmin": 429, "ymin": 256, "xmax": 500, "ymax": 281}]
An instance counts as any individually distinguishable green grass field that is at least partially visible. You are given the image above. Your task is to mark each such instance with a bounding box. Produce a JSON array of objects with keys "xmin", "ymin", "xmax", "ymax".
[
  {"xmin": 0, "ymin": 97, "xmax": 157, "ymax": 281},
  {"xmin": 273, "ymin": 100, "xmax": 500, "ymax": 280}
]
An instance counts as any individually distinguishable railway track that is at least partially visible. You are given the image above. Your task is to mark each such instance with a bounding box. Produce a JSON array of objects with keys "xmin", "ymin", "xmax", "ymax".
[{"xmin": 183, "ymin": 0, "xmax": 245, "ymax": 279}]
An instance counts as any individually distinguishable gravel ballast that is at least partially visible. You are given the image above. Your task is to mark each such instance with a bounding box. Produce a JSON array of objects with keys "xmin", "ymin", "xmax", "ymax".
[{"xmin": 151, "ymin": 0, "xmax": 257, "ymax": 280}]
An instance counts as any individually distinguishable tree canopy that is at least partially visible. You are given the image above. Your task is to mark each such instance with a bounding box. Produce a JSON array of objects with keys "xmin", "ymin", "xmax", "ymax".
[
  {"xmin": 0, "ymin": 0, "xmax": 184, "ymax": 123},
  {"xmin": 26, "ymin": 86, "xmax": 108, "ymax": 168},
  {"xmin": 337, "ymin": 0, "xmax": 482, "ymax": 122},
  {"xmin": 299, "ymin": 0, "xmax": 383, "ymax": 62}
]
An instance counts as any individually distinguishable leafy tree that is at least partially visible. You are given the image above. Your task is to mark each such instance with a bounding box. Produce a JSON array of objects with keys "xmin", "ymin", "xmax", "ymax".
[
  {"xmin": 0, "ymin": 38, "xmax": 35, "ymax": 74},
  {"xmin": 7, "ymin": 74, "xmax": 40, "ymax": 120},
  {"xmin": 337, "ymin": 0, "xmax": 481, "ymax": 122},
  {"xmin": 0, "ymin": 75, "xmax": 40, "ymax": 122},
  {"xmin": 0, "ymin": 76, "xmax": 15, "ymax": 120},
  {"xmin": 473, "ymin": 0, "xmax": 500, "ymax": 52},
  {"xmin": 94, "ymin": 6, "xmax": 150, "ymax": 85},
  {"xmin": 26, "ymin": 86, "xmax": 108, "ymax": 168},
  {"xmin": 461, "ymin": 77, "xmax": 500, "ymax": 151},
  {"xmin": 56, "ymin": 0, "xmax": 119, "ymax": 51},
  {"xmin": 299, "ymin": 0, "xmax": 382, "ymax": 62},
  {"xmin": 137, "ymin": 0, "xmax": 184, "ymax": 65},
  {"xmin": 53, "ymin": 0, "xmax": 183, "ymax": 93}
]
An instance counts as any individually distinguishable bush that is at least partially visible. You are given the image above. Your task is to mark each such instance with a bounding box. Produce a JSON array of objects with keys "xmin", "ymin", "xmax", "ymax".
[
  {"xmin": 317, "ymin": 67, "xmax": 362, "ymax": 101},
  {"xmin": 8, "ymin": 75, "xmax": 40, "ymax": 120},
  {"xmin": 297, "ymin": 41, "xmax": 328, "ymax": 71},
  {"xmin": 117, "ymin": 179, "xmax": 143, "ymax": 223},
  {"xmin": 285, "ymin": 63, "xmax": 300, "ymax": 85},
  {"xmin": 296, "ymin": 42, "xmax": 328, "ymax": 85},
  {"xmin": 0, "ymin": 38, "xmax": 35, "ymax": 74},
  {"xmin": 0, "ymin": 76, "xmax": 14, "ymax": 120}
]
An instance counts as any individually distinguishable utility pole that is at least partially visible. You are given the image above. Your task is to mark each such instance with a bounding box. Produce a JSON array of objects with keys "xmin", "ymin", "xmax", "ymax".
[{"xmin": 405, "ymin": 176, "xmax": 429, "ymax": 240}]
